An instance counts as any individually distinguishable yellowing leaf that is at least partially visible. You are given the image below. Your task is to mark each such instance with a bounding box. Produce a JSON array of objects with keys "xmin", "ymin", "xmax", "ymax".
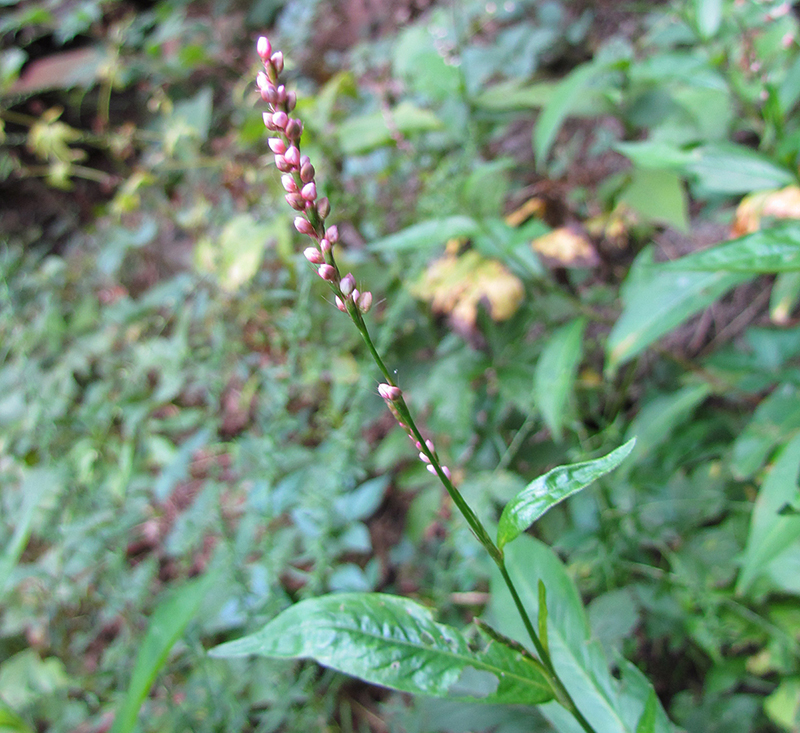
[
  {"xmin": 504, "ymin": 197, "xmax": 546, "ymax": 228},
  {"xmin": 410, "ymin": 250, "xmax": 524, "ymax": 327},
  {"xmin": 732, "ymin": 185, "xmax": 800, "ymax": 237},
  {"xmin": 532, "ymin": 227, "xmax": 598, "ymax": 268}
]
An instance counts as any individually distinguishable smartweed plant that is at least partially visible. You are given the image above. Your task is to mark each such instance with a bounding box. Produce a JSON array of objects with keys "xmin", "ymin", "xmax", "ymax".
[{"xmin": 211, "ymin": 37, "xmax": 668, "ymax": 733}]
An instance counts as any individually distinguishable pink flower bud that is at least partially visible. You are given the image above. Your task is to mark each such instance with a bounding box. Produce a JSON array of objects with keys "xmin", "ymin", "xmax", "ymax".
[
  {"xmin": 351, "ymin": 289, "xmax": 360, "ymax": 302},
  {"xmin": 285, "ymin": 118, "xmax": 303, "ymax": 140},
  {"xmin": 256, "ymin": 71, "xmax": 269, "ymax": 90},
  {"xmin": 272, "ymin": 111, "xmax": 288, "ymax": 129},
  {"xmin": 304, "ymin": 247, "xmax": 324, "ymax": 264},
  {"xmin": 335, "ymin": 296, "xmax": 347, "ymax": 312},
  {"xmin": 294, "ymin": 216, "xmax": 315, "ymax": 235},
  {"xmin": 415, "ymin": 442, "xmax": 422, "ymax": 450},
  {"xmin": 268, "ymin": 137, "xmax": 287, "ymax": 154},
  {"xmin": 357, "ymin": 291, "xmax": 373, "ymax": 313},
  {"xmin": 281, "ymin": 174, "xmax": 298, "ymax": 192},
  {"xmin": 426, "ymin": 464, "xmax": 437, "ymax": 475},
  {"xmin": 275, "ymin": 155, "xmax": 292, "ymax": 172},
  {"xmin": 340, "ymin": 273, "xmax": 356, "ymax": 297},
  {"xmin": 257, "ymin": 36, "xmax": 272, "ymax": 60},
  {"xmin": 316, "ymin": 197, "xmax": 330, "ymax": 219},
  {"xmin": 299, "ymin": 160, "xmax": 315, "ymax": 183},
  {"xmin": 270, "ymin": 51, "xmax": 284, "ymax": 73},
  {"xmin": 285, "ymin": 193, "xmax": 305, "ymax": 210},
  {"xmin": 301, "ymin": 181, "xmax": 317, "ymax": 201},
  {"xmin": 275, "ymin": 84, "xmax": 287, "ymax": 104},
  {"xmin": 326, "ymin": 225, "xmax": 339, "ymax": 243},
  {"xmin": 284, "ymin": 146, "xmax": 301, "ymax": 167},
  {"xmin": 419, "ymin": 452, "xmax": 431, "ymax": 464},
  {"xmin": 378, "ymin": 384, "xmax": 402, "ymax": 401},
  {"xmin": 320, "ymin": 238, "xmax": 331, "ymax": 253},
  {"xmin": 286, "ymin": 91, "xmax": 297, "ymax": 111},
  {"xmin": 318, "ymin": 264, "xmax": 337, "ymax": 281},
  {"xmin": 262, "ymin": 111, "xmax": 275, "ymax": 129},
  {"xmin": 425, "ymin": 439, "xmax": 434, "ymax": 452},
  {"xmin": 264, "ymin": 85, "xmax": 279, "ymax": 105}
]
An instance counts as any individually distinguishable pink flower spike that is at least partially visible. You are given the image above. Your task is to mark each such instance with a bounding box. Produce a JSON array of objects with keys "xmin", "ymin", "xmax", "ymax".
[
  {"xmin": 281, "ymin": 174, "xmax": 298, "ymax": 192},
  {"xmin": 318, "ymin": 264, "xmax": 337, "ymax": 281},
  {"xmin": 285, "ymin": 146, "xmax": 301, "ymax": 167},
  {"xmin": 256, "ymin": 36, "xmax": 272, "ymax": 60},
  {"xmin": 326, "ymin": 225, "xmax": 339, "ymax": 243},
  {"xmin": 294, "ymin": 216, "xmax": 315, "ymax": 235},
  {"xmin": 301, "ymin": 181, "xmax": 317, "ymax": 201},
  {"xmin": 335, "ymin": 296, "xmax": 347, "ymax": 312},
  {"xmin": 272, "ymin": 111, "xmax": 288, "ymax": 129},
  {"xmin": 378, "ymin": 384, "xmax": 402, "ymax": 401},
  {"xmin": 270, "ymin": 51, "xmax": 284, "ymax": 73},
  {"xmin": 304, "ymin": 247, "xmax": 324, "ymax": 264},
  {"xmin": 268, "ymin": 137, "xmax": 287, "ymax": 154}
]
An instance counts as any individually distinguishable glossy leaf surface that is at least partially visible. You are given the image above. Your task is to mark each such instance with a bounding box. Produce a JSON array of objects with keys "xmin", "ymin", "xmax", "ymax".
[
  {"xmin": 210, "ymin": 593, "xmax": 554, "ymax": 705},
  {"xmin": 497, "ymin": 440, "xmax": 635, "ymax": 549}
]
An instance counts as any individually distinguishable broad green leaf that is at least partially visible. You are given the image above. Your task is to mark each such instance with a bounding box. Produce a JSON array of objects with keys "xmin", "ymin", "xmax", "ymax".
[
  {"xmin": 737, "ymin": 433, "xmax": 800, "ymax": 595},
  {"xmin": 657, "ymin": 224, "xmax": 800, "ymax": 273},
  {"xmin": 210, "ymin": 593, "xmax": 554, "ymax": 705},
  {"xmin": 474, "ymin": 79, "xmax": 553, "ymax": 111},
  {"xmin": 695, "ymin": 0, "xmax": 722, "ymax": 38},
  {"xmin": 686, "ymin": 143, "xmax": 795, "ymax": 196},
  {"xmin": 497, "ymin": 440, "xmax": 635, "ymax": 549},
  {"xmin": 534, "ymin": 63, "xmax": 599, "ymax": 169},
  {"xmin": 606, "ymin": 247, "xmax": 749, "ymax": 374},
  {"xmin": 109, "ymin": 572, "xmax": 216, "ymax": 733},
  {"xmin": 534, "ymin": 318, "xmax": 586, "ymax": 441},
  {"xmin": 490, "ymin": 537, "xmax": 674, "ymax": 733},
  {"xmin": 731, "ymin": 384, "xmax": 800, "ymax": 479},
  {"xmin": 337, "ymin": 102, "xmax": 443, "ymax": 155},
  {"xmin": 765, "ymin": 678, "xmax": 800, "ymax": 730},
  {"xmin": 614, "ymin": 141, "xmax": 694, "ymax": 171},
  {"xmin": 369, "ymin": 216, "xmax": 480, "ymax": 253},
  {"xmin": 635, "ymin": 688, "xmax": 659, "ymax": 733},
  {"xmin": 618, "ymin": 168, "xmax": 688, "ymax": 232}
]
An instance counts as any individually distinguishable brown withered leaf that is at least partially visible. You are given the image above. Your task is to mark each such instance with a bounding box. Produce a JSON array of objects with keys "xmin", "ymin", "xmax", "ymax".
[
  {"xmin": 11, "ymin": 47, "xmax": 105, "ymax": 95},
  {"xmin": 732, "ymin": 185, "xmax": 800, "ymax": 237},
  {"xmin": 505, "ymin": 197, "xmax": 546, "ymax": 227},
  {"xmin": 410, "ymin": 250, "xmax": 524, "ymax": 328},
  {"xmin": 532, "ymin": 226, "xmax": 599, "ymax": 268}
]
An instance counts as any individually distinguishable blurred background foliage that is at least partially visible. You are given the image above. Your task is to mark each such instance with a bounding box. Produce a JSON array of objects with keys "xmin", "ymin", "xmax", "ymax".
[{"xmin": 2, "ymin": 0, "xmax": 800, "ymax": 730}]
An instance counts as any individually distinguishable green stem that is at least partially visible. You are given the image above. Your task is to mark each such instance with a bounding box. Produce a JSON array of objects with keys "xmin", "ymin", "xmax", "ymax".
[{"xmin": 349, "ymin": 311, "xmax": 598, "ymax": 733}]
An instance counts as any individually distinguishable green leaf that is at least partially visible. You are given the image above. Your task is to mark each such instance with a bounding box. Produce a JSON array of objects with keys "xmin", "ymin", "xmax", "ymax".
[
  {"xmin": 337, "ymin": 102, "xmax": 443, "ymax": 155},
  {"xmin": 771, "ymin": 271, "xmax": 800, "ymax": 323},
  {"xmin": 657, "ymin": 224, "xmax": 800, "ymax": 273},
  {"xmin": 731, "ymin": 384, "xmax": 800, "ymax": 479},
  {"xmin": 0, "ymin": 701, "xmax": 34, "ymax": 733},
  {"xmin": 210, "ymin": 593, "xmax": 554, "ymax": 705},
  {"xmin": 534, "ymin": 63, "xmax": 599, "ymax": 169},
  {"xmin": 695, "ymin": 0, "xmax": 722, "ymax": 38},
  {"xmin": 737, "ymin": 433, "xmax": 800, "ymax": 595},
  {"xmin": 497, "ymin": 440, "xmax": 635, "ymax": 550},
  {"xmin": 109, "ymin": 572, "xmax": 216, "ymax": 733},
  {"xmin": 534, "ymin": 318, "xmax": 586, "ymax": 441},
  {"xmin": 635, "ymin": 688, "xmax": 659, "ymax": 733},
  {"xmin": 606, "ymin": 247, "xmax": 749, "ymax": 374},
  {"xmin": 490, "ymin": 537, "xmax": 674, "ymax": 733},
  {"xmin": 368, "ymin": 216, "xmax": 480, "ymax": 253},
  {"xmin": 0, "ymin": 468, "xmax": 63, "ymax": 595},
  {"xmin": 686, "ymin": 143, "xmax": 795, "ymax": 196},
  {"xmin": 618, "ymin": 168, "xmax": 688, "ymax": 232},
  {"xmin": 614, "ymin": 141, "xmax": 694, "ymax": 171}
]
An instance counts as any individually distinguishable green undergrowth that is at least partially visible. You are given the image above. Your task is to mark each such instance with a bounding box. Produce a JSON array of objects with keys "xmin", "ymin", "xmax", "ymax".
[{"xmin": 2, "ymin": 0, "xmax": 800, "ymax": 731}]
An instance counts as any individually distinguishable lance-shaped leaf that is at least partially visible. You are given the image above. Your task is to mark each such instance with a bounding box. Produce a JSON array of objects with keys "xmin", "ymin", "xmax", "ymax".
[
  {"xmin": 657, "ymin": 224, "xmax": 800, "ymax": 273},
  {"xmin": 209, "ymin": 593, "xmax": 554, "ymax": 705},
  {"xmin": 498, "ymin": 440, "xmax": 635, "ymax": 549}
]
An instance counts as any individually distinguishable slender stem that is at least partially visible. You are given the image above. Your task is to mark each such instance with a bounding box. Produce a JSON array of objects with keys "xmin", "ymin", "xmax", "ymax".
[{"xmin": 350, "ymin": 310, "xmax": 598, "ymax": 733}]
